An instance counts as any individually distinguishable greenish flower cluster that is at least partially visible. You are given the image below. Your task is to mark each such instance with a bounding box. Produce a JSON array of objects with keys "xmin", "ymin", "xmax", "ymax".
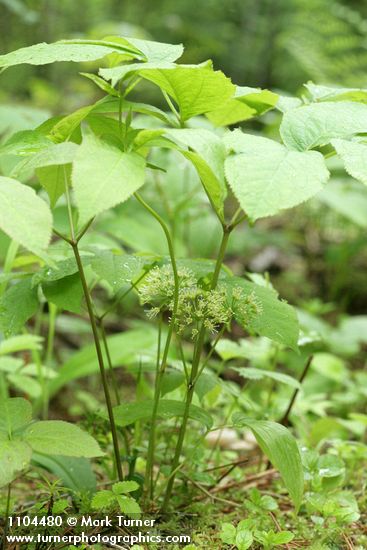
[{"xmin": 139, "ymin": 265, "xmax": 261, "ymax": 338}]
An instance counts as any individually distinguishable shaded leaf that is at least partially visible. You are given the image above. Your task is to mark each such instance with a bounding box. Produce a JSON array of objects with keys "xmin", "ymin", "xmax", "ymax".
[
  {"xmin": 42, "ymin": 272, "xmax": 83, "ymax": 313},
  {"xmin": 24, "ymin": 421, "xmax": 104, "ymax": 457},
  {"xmin": 233, "ymin": 414, "xmax": 304, "ymax": 510}
]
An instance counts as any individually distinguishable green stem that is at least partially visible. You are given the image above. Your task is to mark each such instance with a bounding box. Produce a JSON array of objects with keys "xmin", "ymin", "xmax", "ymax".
[
  {"xmin": 45, "ymin": 303, "xmax": 57, "ymax": 366},
  {"xmin": 134, "ymin": 193, "xmax": 180, "ymax": 500},
  {"xmin": 99, "ymin": 321, "xmax": 120, "ymax": 406},
  {"xmin": 161, "ymin": 225, "xmax": 232, "ymax": 511},
  {"xmin": 99, "ymin": 320, "xmax": 131, "ymax": 456},
  {"xmin": 62, "ymin": 169, "xmax": 123, "ymax": 480},
  {"xmin": 72, "ymin": 242, "xmax": 124, "ymax": 481},
  {"xmin": 31, "ymin": 308, "xmax": 48, "ymax": 419},
  {"xmin": 0, "ymin": 240, "xmax": 19, "ymax": 297}
]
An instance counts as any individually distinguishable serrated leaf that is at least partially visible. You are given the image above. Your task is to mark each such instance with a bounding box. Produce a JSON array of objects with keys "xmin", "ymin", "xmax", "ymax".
[
  {"xmin": 138, "ymin": 65, "xmax": 235, "ymax": 121},
  {"xmin": 332, "ymin": 139, "xmax": 367, "ymax": 186},
  {"xmin": 91, "ymin": 490, "xmax": 116, "ymax": 509},
  {"xmin": 112, "ymin": 480, "xmax": 139, "ymax": 494},
  {"xmin": 112, "ymin": 399, "xmax": 213, "ymax": 429},
  {"xmin": 11, "ymin": 142, "xmax": 78, "ymax": 179},
  {"xmin": 165, "ymin": 129, "xmax": 227, "ymax": 219},
  {"xmin": 220, "ymin": 523, "xmax": 236, "ymax": 545},
  {"xmin": 235, "ymin": 529, "xmax": 253, "ymax": 550},
  {"xmin": 23, "ymin": 421, "xmax": 104, "ymax": 457},
  {"xmin": 0, "ymin": 39, "xmax": 141, "ymax": 69},
  {"xmin": 116, "ymin": 495, "xmax": 141, "ymax": 517},
  {"xmin": 233, "ymin": 414, "xmax": 304, "ymax": 510},
  {"xmin": 120, "ymin": 36, "xmax": 183, "ymax": 62},
  {"xmin": 207, "ymin": 86, "xmax": 278, "ymax": 127},
  {"xmin": 0, "ymin": 176, "xmax": 52, "ymax": 254},
  {"xmin": 0, "ymin": 278, "xmax": 39, "ymax": 336},
  {"xmin": 224, "ymin": 131, "xmax": 329, "ymax": 220},
  {"xmin": 72, "ymin": 132, "xmax": 146, "ymax": 225},
  {"xmin": 280, "ymin": 101, "xmax": 367, "ymax": 151}
]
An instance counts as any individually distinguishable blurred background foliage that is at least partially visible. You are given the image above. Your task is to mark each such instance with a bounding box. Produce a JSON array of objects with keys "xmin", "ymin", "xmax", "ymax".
[{"xmin": 1, "ymin": 0, "xmax": 367, "ymax": 103}]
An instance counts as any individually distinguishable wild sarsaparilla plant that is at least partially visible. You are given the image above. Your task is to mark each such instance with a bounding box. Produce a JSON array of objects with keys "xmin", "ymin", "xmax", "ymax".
[{"xmin": 1, "ymin": 37, "xmax": 367, "ymax": 516}]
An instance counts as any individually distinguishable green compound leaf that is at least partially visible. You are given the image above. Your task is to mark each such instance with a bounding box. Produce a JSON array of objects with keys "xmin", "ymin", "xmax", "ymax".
[
  {"xmin": 72, "ymin": 131, "xmax": 146, "ymax": 225},
  {"xmin": 0, "ymin": 40, "xmax": 139, "ymax": 68},
  {"xmin": 165, "ymin": 128, "xmax": 227, "ymax": 220},
  {"xmin": 280, "ymin": 101, "xmax": 367, "ymax": 151},
  {"xmin": 233, "ymin": 414, "xmax": 304, "ymax": 510},
  {"xmin": 112, "ymin": 399, "xmax": 213, "ymax": 429},
  {"xmin": 207, "ymin": 86, "xmax": 278, "ymax": 127},
  {"xmin": 332, "ymin": 139, "xmax": 367, "ymax": 186},
  {"xmin": 0, "ymin": 176, "xmax": 52, "ymax": 255},
  {"xmin": 23, "ymin": 421, "xmax": 104, "ymax": 458},
  {"xmin": 224, "ymin": 131, "xmax": 329, "ymax": 220},
  {"xmin": 138, "ymin": 65, "xmax": 235, "ymax": 121},
  {"xmin": 0, "ymin": 37, "xmax": 182, "ymax": 70}
]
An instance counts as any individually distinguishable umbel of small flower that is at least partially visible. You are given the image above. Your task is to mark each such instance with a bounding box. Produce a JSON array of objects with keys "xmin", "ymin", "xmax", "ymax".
[{"xmin": 138, "ymin": 265, "xmax": 262, "ymax": 338}]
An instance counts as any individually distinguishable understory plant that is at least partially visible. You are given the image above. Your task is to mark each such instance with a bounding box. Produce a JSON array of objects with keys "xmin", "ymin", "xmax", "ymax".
[{"xmin": 0, "ymin": 36, "xmax": 367, "ymax": 522}]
